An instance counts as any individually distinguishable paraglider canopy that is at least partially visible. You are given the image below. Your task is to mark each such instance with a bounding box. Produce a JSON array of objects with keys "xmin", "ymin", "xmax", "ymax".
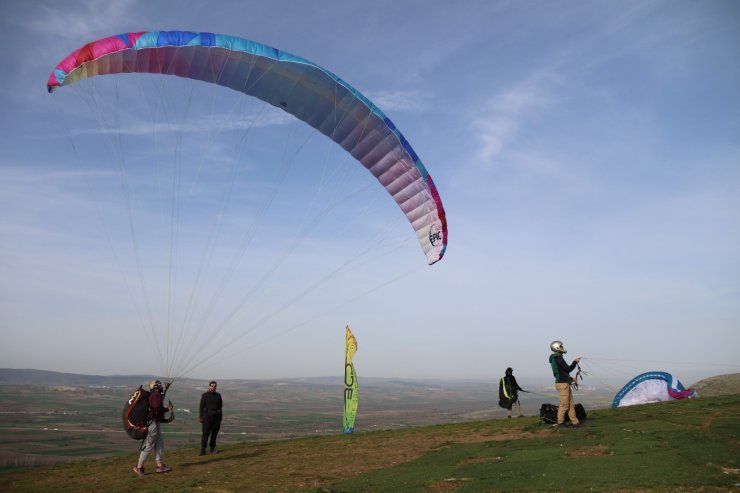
[
  {"xmin": 611, "ymin": 371, "xmax": 697, "ymax": 408},
  {"xmin": 47, "ymin": 30, "xmax": 447, "ymax": 265}
]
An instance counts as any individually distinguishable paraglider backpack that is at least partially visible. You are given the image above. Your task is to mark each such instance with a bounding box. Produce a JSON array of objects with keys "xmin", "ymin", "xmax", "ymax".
[
  {"xmin": 539, "ymin": 403, "xmax": 587, "ymax": 424},
  {"xmin": 498, "ymin": 398, "xmax": 516, "ymax": 409},
  {"xmin": 122, "ymin": 386, "xmax": 151, "ymax": 439},
  {"xmin": 498, "ymin": 376, "xmax": 516, "ymax": 408}
]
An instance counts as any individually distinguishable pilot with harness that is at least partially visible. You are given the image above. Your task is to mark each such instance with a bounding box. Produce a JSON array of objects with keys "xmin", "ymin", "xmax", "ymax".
[
  {"xmin": 548, "ymin": 341, "xmax": 582, "ymax": 428},
  {"xmin": 498, "ymin": 367, "xmax": 525, "ymax": 418}
]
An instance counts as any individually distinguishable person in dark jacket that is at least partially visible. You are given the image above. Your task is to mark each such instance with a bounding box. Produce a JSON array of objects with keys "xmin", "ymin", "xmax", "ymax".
[
  {"xmin": 498, "ymin": 367, "xmax": 525, "ymax": 418},
  {"xmin": 133, "ymin": 380, "xmax": 174, "ymax": 477},
  {"xmin": 548, "ymin": 341, "xmax": 581, "ymax": 427},
  {"xmin": 199, "ymin": 381, "xmax": 223, "ymax": 455}
]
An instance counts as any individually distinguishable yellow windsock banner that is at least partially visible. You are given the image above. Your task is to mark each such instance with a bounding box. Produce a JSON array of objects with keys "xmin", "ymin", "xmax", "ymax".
[{"xmin": 343, "ymin": 325, "xmax": 358, "ymax": 434}]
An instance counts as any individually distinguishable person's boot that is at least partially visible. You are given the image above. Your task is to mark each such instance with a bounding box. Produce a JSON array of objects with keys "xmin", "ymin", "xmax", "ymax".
[{"xmin": 199, "ymin": 448, "xmax": 206, "ymax": 456}]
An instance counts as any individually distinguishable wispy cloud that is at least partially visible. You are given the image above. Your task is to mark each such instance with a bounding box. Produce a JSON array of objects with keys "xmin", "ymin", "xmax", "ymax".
[
  {"xmin": 26, "ymin": 1, "xmax": 139, "ymax": 41},
  {"xmin": 472, "ymin": 71, "xmax": 560, "ymax": 167}
]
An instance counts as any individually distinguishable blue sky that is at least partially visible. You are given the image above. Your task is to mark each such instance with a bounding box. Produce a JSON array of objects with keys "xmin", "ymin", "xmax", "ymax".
[{"xmin": 1, "ymin": 1, "xmax": 738, "ymax": 387}]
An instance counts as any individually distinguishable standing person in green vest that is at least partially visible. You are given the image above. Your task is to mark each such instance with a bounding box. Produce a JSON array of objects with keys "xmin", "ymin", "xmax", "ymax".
[
  {"xmin": 498, "ymin": 367, "xmax": 525, "ymax": 418},
  {"xmin": 549, "ymin": 340, "xmax": 582, "ymax": 428}
]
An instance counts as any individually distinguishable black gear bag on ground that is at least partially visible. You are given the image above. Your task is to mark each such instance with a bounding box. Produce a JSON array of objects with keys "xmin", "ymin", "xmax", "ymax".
[
  {"xmin": 539, "ymin": 403, "xmax": 587, "ymax": 424},
  {"xmin": 122, "ymin": 385, "xmax": 151, "ymax": 439}
]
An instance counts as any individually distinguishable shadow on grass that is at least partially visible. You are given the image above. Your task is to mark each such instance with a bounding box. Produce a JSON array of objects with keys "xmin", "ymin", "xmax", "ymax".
[{"xmin": 179, "ymin": 448, "xmax": 266, "ymax": 468}]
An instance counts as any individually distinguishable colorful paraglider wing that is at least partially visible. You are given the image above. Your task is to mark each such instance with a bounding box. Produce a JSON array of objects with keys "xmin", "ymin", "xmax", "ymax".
[
  {"xmin": 611, "ymin": 371, "xmax": 698, "ymax": 408},
  {"xmin": 47, "ymin": 31, "xmax": 447, "ymax": 265},
  {"xmin": 343, "ymin": 326, "xmax": 358, "ymax": 434}
]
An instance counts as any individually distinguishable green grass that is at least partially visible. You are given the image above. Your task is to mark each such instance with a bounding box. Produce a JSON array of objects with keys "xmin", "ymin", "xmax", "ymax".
[
  {"xmin": 1, "ymin": 394, "xmax": 737, "ymax": 492},
  {"xmin": 330, "ymin": 397, "xmax": 738, "ymax": 492}
]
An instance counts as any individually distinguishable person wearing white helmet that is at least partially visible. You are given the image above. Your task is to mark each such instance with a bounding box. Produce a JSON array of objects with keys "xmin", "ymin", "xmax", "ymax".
[
  {"xmin": 548, "ymin": 341, "xmax": 582, "ymax": 428},
  {"xmin": 133, "ymin": 380, "xmax": 174, "ymax": 477}
]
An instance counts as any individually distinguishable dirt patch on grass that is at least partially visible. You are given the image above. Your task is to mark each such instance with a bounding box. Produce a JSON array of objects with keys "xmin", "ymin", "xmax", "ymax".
[
  {"xmin": 450, "ymin": 426, "xmax": 550, "ymax": 444},
  {"xmin": 424, "ymin": 478, "xmax": 468, "ymax": 492},
  {"xmin": 567, "ymin": 444, "xmax": 610, "ymax": 457}
]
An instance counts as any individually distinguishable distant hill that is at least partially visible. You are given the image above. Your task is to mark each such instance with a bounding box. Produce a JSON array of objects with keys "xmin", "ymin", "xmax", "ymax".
[
  {"xmin": 0, "ymin": 368, "xmax": 155, "ymax": 387},
  {"xmin": 691, "ymin": 372, "xmax": 740, "ymax": 397}
]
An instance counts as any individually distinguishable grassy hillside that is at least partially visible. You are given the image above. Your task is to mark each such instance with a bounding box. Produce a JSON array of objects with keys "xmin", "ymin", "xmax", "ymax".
[
  {"xmin": 1, "ymin": 393, "xmax": 737, "ymax": 492},
  {"xmin": 691, "ymin": 373, "xmax": 740, "ymax": 397}
]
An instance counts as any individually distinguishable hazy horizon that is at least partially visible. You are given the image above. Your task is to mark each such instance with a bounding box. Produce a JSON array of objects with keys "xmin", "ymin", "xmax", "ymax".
[{"xmin": 1, "ymin": 365, "xmax": 733, "ymax": 393}]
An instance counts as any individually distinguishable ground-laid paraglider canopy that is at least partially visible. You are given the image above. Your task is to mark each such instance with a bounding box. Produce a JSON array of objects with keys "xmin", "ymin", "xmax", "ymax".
[{"xmin": 611, "ymin": 371, "xmax": 697, "ymax": 408}]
